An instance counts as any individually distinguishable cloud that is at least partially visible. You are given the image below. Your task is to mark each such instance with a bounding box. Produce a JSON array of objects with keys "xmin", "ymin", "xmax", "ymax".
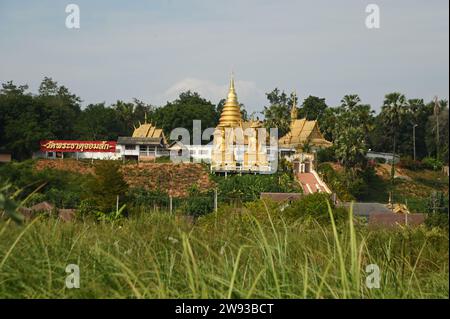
[{"xmin": 162, "ymin": 78, "xmax": 263, "ymax": 107}]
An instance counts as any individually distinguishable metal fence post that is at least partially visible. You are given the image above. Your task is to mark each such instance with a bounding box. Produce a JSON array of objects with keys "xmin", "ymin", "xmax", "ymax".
[
  {"xmin": 214, "ymin": 189, "xmax": 218, "ymax": 212},
  {"xmin": 169, "ymin": 195, "xmax": 173, "ymax": 214}
]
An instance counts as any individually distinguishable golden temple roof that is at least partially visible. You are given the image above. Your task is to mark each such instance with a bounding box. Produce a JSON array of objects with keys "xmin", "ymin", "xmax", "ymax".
[
  {"xmin": 217, "ymin": 74, "xmax": 242, "ymax": 127},
  {"xmin": 279, "ymin": 118, "xmax": 332, "ymax": 149},
  {"xmin": 132, "ymin": 119, "xmax": 167, "ymax": 144}
]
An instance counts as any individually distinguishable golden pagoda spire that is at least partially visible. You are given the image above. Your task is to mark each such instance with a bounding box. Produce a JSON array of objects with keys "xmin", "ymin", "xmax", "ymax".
[
  {"xmin": 218, "ymin": 73, "xmax": 242, "ymax": 127},
  {"xmin": 291, "ymin": 91, "xmax": 298, "ymax": 121}
]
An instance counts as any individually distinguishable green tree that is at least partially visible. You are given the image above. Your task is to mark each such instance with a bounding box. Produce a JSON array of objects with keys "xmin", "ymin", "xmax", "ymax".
[
  {"xmin": 333, "ymin": 95, "xmax": 373, "ymax": 169},
  {"xmin": 299, "ymin": 95, "xmax": 328, "ymax": 122},
  {"xmin": 262, "ymin": 88, "xmax": 294, "ymax": 138},
  {"xmin": 85, "ymin": 161, "xmax": 128, "ymax": 213},
  {"xmin": 379, "ymin": 92, "xmax": 410, "ymax": 191},
  {"xmin": 319, "ymin": 107, "xmax": 337, "ymax": 141},
  {"xmin": 36, "ymin": 77, "xmax": 81, "ymax": 140},
  {"xmin": 0, "ymin": 81, "xmax": 50, "ymax": 159},
  {"xmin": 426, "ymin": 102, "xmax": 449, "ymax": 163},
  {"xmin": 151, "ymin": 91, "xmax": 218, "ymax": 143},
  {"xmin": 74, "ymin": 103, "xmax": 124, "ymax": 140}
]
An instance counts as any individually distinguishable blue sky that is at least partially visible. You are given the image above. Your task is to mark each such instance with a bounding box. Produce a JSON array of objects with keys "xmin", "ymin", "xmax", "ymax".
[{"xmin": 0, "ymin": 0, "xmax": 448, "ymax": 114}]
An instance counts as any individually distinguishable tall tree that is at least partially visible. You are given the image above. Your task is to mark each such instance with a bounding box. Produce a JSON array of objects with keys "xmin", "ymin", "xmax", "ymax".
[
  {"xmin": 262, "ymin": 88, "xmax": 294, "ymax": 138},
  {"xmin": 379, "ymin": 92, "xmax": 410, "ymax": 193},
  {"xmin": 0, "ymin": 81, "xmax": 51, "ymax": 159},
  {"xmin": 333, "ymin": 95, "xmax": 373, "ymax": 169},
  {"xmin": 151, "ymin": 91, "xmax": 218, "ymax": 143},
  {"xmin": 74, "ymin": 103, "xmax": 124, "ymax": 140},
  {"xmin": 299, "ymin": 95, "xmax": 328, "ymax": 123},
  {"xmin": 426, "ymin": 100, "xmax": 449, "ymax": 163}
]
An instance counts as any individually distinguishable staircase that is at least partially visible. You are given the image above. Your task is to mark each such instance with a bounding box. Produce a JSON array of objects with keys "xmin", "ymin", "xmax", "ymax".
[{"xmin": 297, "ymin": 170, "xmax": 331, "ymax": 195}]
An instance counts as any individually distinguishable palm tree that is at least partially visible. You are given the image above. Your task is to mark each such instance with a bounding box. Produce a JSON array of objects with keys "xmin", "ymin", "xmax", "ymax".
[
  {"xmin": 334, "ymin": 126, "xmax": 367, "ymax": 169},
  {"xmin": 340, "ymin": 94, "xmax": 361, "ymax": 110},
  {"xmin": 381, "ymin": 93, "xmax": 410, "ymax": 197}
]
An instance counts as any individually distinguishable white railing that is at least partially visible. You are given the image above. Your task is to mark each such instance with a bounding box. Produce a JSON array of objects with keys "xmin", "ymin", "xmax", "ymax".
[{"xmin": 311, "ymin": 169, "xmax": 332, "ymax": 194}]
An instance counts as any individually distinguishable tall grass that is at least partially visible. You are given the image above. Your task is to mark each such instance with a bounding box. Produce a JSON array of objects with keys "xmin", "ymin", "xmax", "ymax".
[{"xmin": 0, "ymin": 201, "xmax": 448, "ymax": 298}]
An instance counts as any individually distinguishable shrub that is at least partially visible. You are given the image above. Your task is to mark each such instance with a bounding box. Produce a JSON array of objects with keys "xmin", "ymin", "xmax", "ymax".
[
  {"xmin": 84, "ymin": 161, "xmax": 129, "ymax": 213},
  {"xmin": 155, "ymin": 156, "xmax": 171, "ymax": 163},
  {"xmin": 421, "ymin": 157, "xmax": 443, "ymax": 171},
  {"xmin": 425, "ymin": 212, "xmax": 449, "ymax": 229},
  {"xmin": 181, "ymin": 185, "xmax": 214, "ymax": 217},
  {"xmin": 425, "ymin": 191, "xmax": 449, "ymax": 228},
  {"xmin": 283, "ymin": 193, "xmax": 346, "ymax": 224},
  {"xmin": 317, "ymin": 163, "xmax": 354, "ymax": 201},
  {"xmin": 317, "ymin": 147, "xmax": 336, "ymax": 164},
  {"xmin": 129, "ymin": 188, "xmax": 170, "ymax": 208},
  {"xmin": 213, "ymin": 173, "xmax": 301, "ymax": 203},
  {"xmin": 398, "ymin": 156, "xmax": 424, "ymax": 171},
  {"xmin": 374, "ymin": 157, "xmax": 386, "ymax": 164}
]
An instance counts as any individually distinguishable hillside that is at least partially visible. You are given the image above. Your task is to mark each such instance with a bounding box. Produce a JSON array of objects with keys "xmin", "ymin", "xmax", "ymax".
[
  {"xmin": 34, "ymin": 159, "xmax": 215, "ymax": 197},
  {"xmin": 320, "ymin": 161, "xmax": 449, "ymax": 212}
]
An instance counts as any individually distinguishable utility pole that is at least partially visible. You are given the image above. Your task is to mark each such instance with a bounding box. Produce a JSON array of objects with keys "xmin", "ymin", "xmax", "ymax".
[
  {"xmin": 434, "ymin": 96, "xmax": 440, "ymax": 160},
  {"xmin": 413, "ymin": 124, "xmax": 418, "ymax": 161},
  {"xmin": 390, "ymin": 134, "xmax": 396, "ymax": 203},
  {"xmin": 214, "ymin": 189, "xmax": 218, "ymax": 212}
]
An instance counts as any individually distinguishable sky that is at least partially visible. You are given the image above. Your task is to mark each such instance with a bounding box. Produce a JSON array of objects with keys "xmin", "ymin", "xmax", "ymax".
[{"xmin": 0, "ymin": 0, "xmax": 448, "ymax": 115}]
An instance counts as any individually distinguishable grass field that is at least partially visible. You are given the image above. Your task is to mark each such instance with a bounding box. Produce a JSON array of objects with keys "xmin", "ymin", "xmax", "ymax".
[{"xmin": 0, "ymin": 201, "xmax": 448, "ymax": 299}]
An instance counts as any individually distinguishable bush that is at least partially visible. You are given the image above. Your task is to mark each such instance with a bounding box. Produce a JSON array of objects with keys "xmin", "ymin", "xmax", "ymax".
[
  {"xmin": 374, "ymin": 157, "xmax": 386, "ymax": 164},
  {"xmin": 317, "ymin": 147, "xmax": 336, "ymax": 164},
  {"xmin": 317, "ymin": 163, "xmax": 354, "ymax": 201},
  {"xmin": 84, "ymin": 161, "xmax": 129, "ymax": 213},
  {"xmin": 425, "ymin": 212, "xmax": 449, "ymax": 229},
  {"xmin": 421, "ymin": 157, "xmax": 443, "ymax": 171},
  {"xmin": 398, "ymin": 157, "xmax": 424, "ymax": 171},
  {"xmin": 0, "ymin": 160, "xmax": 90, "ymax": 208},
  {"xmin": 181, "ymin": 185, "xmax": 214, "ymax": 217},
  {"xmin": 212, "ymin": 173, "xmax": 301, "ymax": 203},
  {"xmin": 283, "ymin": 193, "xmax": 346, "ymax": 224},
  {"xmin": 425, "ymin": 191, "xmax": 449, "ymax": 228},
  {"xmin": 129, "ymin": 188, "xmax": 170, "ymax": 208}
]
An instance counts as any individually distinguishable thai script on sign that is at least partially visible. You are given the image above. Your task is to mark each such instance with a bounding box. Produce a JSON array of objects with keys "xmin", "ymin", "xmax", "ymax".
[{"xmin": 40, "ymin": 140, "xmax": 116, "ymax": 153}]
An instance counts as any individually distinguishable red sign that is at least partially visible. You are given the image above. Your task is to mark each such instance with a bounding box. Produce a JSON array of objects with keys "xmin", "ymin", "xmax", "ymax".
[{"xmin": 40, "ymin": 140, "xmax": 117, "ymax": 153}]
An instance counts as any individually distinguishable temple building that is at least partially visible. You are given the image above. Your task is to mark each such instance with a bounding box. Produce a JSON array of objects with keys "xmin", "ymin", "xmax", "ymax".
[
  {"xmin": 279, "ymin": 94, "xmax": 332, "ymax": 151},
  {"xmin": 211, "ymin": 75, "xmax": 271, "ymax": 174},
  {"xmin": 278, "ymin": 94, "xmax": 332, "ymax": 174},
  {"xmin": 117, "ymin": 118, "xmax": 168, "ymax": 161}
]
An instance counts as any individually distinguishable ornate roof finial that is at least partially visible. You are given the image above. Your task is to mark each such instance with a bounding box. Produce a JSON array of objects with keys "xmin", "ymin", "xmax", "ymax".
[
  {"xmin": 144, "ymin": 112, "xmax": 148, "ymax": 124},
  {"xmin": 291, "ymin": 90, "xmax": 298, "ymax": 121}
]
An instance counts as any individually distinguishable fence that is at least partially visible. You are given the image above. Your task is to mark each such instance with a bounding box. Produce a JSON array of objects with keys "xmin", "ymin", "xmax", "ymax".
[{"xmin": 130, "ymin": 190, "xmax": 267, "ymax": 215}]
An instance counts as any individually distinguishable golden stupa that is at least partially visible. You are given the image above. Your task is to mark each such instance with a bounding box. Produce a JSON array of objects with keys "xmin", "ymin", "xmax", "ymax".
[
  {"xmin": 217, "ymin": 75, "xmax": 242, "ymax": 127},
  {"xmin": 211, "ymin": 74, "xmax": 269, "ymax": 173}
]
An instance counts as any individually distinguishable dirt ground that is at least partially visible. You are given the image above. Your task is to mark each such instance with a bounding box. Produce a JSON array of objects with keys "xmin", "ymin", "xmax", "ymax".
[{"xmin": 34, "ymin": 159, "xmax": 215, "ymax": 197}]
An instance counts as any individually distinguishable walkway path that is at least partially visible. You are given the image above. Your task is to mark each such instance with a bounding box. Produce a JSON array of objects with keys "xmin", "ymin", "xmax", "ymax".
[{"xmin": 297, "ymin": 172, "xmax": 330, "ymax": 195}]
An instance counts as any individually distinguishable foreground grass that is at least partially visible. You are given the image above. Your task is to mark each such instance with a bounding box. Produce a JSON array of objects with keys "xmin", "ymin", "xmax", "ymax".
[{"xmin": 0, "ymin": 202, "xmax": 448, "ymax": 298}]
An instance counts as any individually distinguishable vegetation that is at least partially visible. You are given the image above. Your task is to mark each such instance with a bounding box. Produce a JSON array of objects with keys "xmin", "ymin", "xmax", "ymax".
[
  {"xmin": 212, "ymin": 172, "xmax": 301, "ymax": 204},
  {"xmin": 0, "ymin": 77, "xmax": 448, "ymax": 299},
  {"xmin": 0, "ymin": 199, "xmax": 447, "ymax": 298},
  {"xmin": 83, "ymin": 161, "xmax": 129, "ymax": 215}
]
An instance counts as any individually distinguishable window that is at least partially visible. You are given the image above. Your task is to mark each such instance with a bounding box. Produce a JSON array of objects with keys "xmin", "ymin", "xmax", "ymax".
[
  {"xmin": 190, "ymin": 150, "xmax": 196, "ymax": 155},
  {"xmin": 125, "ymin": 145, "xmax": 135, "ymax": 151},
  {"xmin": 139, "ymin": 146, "xmax": 147, "ymax": 152}
]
